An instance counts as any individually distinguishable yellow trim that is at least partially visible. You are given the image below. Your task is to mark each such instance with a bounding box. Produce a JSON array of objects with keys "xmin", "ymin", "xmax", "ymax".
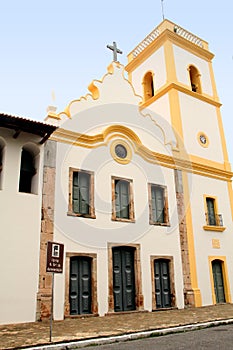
[
  {"xmin": 182, "ymin": 171, "xmax": 202, "ymax": 306},
  {"xmin": 203, "ymin": 194, "xmax": 218, "ymax": 214},
  {"xmin": 168, "ymin": 89, "xmax": 184, "ymax": 145},
  {"xmin": 208, "ymin": 61, "xmax": 219, "ymax": 100},
  {"xmin": 125, "ymin": 29, "xmax": 214, "ymax": 74},
  {"xmin": 139, "ymin": 82, "xmax": 221, "ymax": 110},
  {"xmin": 190, "ymin": 155, "xmax": 223, "ymax": 170},
  {"xmin": 227, "ymin": 182, "xmax": 233, "ymax": 220},
  {"xmin": 50, "ymin": 126, "xmax": 233, "ymax": 182},
  {"xmin": 163, "ymin": 40, "xmax": 177, "ymax": 82},
  {"xmin": 203, "ymin": 195, "xmax": 226, "ymax": 230},
  {"xmin": 142, "ymin": 70, "xmax": 155, "ymax": 103},
  {"xmin": 208, "ymin": 256, "xmax": 231, "ymax": 304},
  {"xmin": 203, "ymin": 226, "xmax": 226, "ymax": 232},
  {"xmin": 110, "ymin": 139, "xmax": 132, "ymax": 165},
  {"xmin": 197, "ymin": 132, "xmax": 209, "ymax": 148},
  {"xmin": 216, "ymin": 107, "xmax": 231, "ymax": 171}
]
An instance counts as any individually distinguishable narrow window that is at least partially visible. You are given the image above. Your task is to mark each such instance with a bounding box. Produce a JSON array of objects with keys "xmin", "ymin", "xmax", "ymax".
[
  {"xmin": 19, "ymin": 149, "xmax": 36, "ymax": 193},
  {"xmin": 189, "ymin": 65, "xmax": 202, "ymax": 93},
  {"xmin": 206, "ymin": 197, "xmax": 216, "ymax": 226},
  {"xmin": 149, "ymin": 184, "xmax": 169, "ymax": 225},
  {"xmin": 143, "ymin": 71, "xmax": 155, "ymax": 101},
  {"xmin": 68, "ymin": 168, "xmax": 95, "ymax": 218},
  {"xmin": 112, "ymin": 177, "xmax": 134, "ymax": 222}
]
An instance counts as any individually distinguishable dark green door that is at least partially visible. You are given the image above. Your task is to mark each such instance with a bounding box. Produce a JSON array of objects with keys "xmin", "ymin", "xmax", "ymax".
[
  {"xmin": 69, "ymin": 257, "xmax": 92, "ymax": 315},
  {"xmin": 154, "ymin": 259, "xmax": 171, "ymax": 308},
  {"xmin": 212, "ymin": 260, "xmax": 225, "ymax": 303},
  {"xmin": 112, "ymin": 247, "xmax": 136, "ymax": 312}
]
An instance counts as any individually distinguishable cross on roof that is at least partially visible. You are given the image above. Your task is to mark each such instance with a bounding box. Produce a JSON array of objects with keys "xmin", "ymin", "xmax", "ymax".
[{"xmin": 107, "ymin": 41, "xmax": 123, "ymax": 62}]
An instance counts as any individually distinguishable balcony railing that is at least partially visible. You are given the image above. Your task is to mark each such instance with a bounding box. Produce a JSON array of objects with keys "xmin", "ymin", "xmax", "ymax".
[
  {"xmin": 127, "ymin": 19, "xmax": 209, "ymax": 62},
  {"xmin": 205, "ymin": 213, "xmax": 223, "ymax": 227}
]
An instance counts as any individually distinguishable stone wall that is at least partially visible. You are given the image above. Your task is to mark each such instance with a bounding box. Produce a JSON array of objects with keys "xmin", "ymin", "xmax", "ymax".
[{"xmin": 36, "ymin": 140, "xmax": 57, "ymax": 320}]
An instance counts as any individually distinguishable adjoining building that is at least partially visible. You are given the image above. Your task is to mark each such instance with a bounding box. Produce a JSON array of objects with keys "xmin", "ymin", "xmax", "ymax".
[{"xmin": 0, "ymin": 114, "xmax": 56, "ymax": 325}]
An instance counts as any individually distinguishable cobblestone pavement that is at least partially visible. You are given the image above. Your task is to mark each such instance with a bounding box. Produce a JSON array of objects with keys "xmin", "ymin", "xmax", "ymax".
[{"xmin": 1, "ymin": 304, "xmax": 233, "ymax": 349}]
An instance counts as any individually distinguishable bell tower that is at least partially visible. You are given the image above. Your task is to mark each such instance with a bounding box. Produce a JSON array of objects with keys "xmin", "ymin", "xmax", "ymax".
[{"xmin": 125, "ymin": 19, "xmax": 232, "ymax": 307}]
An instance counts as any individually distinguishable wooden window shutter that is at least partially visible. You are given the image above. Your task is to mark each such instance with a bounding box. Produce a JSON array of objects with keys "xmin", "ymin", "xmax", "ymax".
[
  {"xmin": 155, "ymin": 186, "xmax": 164, "ymax": 223},
  {"xmin": 115, "ymin": 180, "xmax": 129, "ymax": 219},
  {"xmin": 73, "ymin": 172, "xmax": 90, "ymax": 215}
]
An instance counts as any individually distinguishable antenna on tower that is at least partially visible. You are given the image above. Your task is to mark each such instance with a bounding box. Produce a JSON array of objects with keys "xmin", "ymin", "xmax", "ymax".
[{"xmin": 161, "ymin": 0, "xmax": 165, "ymax": 20}]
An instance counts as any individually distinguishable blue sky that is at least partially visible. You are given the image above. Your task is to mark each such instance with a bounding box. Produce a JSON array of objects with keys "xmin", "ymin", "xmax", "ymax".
[{"xmin": 0, "ymin": 1, "xmax": 232, "ymax": 166}]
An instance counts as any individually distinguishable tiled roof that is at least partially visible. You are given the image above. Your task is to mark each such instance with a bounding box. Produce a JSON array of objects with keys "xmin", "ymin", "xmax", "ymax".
[{"xmin": 0, "ymin": 113, "xmax": 57, "ymax": 144}]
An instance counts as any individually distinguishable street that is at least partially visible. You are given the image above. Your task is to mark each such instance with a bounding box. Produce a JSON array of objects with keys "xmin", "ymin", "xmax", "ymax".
[{"xmin": 76, "ymin": 324, "xmax": 233, "ymax": 350}]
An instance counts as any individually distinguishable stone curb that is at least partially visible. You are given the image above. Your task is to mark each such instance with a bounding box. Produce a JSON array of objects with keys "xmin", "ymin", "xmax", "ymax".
[{"xmin": 22, "ymin": 318, "xmax": 233, "ymax": 350}]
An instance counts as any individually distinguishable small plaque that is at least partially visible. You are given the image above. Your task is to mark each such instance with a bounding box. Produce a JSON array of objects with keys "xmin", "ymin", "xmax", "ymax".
[{"xmin": 212, "ymin": 239, "xmax": 220, "ymax": 249}]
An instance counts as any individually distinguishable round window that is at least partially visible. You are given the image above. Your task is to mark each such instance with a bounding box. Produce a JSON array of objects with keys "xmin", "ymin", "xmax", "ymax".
[
  {"xmin": 115, "ymin": 144, "xmax": 127, "ymax": 159},
  {"xmin": 199, "ymin": 134, "xmax": 207, "ymax": 145}
]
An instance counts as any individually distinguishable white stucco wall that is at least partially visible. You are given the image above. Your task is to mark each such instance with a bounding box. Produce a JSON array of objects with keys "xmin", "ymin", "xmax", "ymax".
[
  {"xmin": 130, "ymin": 47, "xmax": 166, "ymax": 97},
  {"xmin": 173, "ymin": 45, "xmax": 213, "ymax": 96},
  {"xmin": 53, "ymin": 129, "xmax": 184, "ymax": 318},
  {"xmin": 179, "ymin": 93, "xmax": 224, "ymax": 162},
  {"xmin": 188, "ymin": 173, "xmax": 233, "ymax": 306},
  {"xmin": 0, "ymin": 128, "xmax": 44, "ymax": 324}
]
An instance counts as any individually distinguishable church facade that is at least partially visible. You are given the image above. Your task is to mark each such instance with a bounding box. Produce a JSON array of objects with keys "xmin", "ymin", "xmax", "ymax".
[
  {"xmin": 37, "ymin": 19, "xmax": 233, "ymax": 320},
  {"xmin": 1, "ymin": 19, "xmax": 233, "ymax": 324}
]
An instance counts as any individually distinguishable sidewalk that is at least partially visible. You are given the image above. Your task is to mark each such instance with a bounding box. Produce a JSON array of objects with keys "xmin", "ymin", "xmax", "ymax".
[{"xmin": 1, "ymin": 304, "xmax": 233, "ymax": 349}]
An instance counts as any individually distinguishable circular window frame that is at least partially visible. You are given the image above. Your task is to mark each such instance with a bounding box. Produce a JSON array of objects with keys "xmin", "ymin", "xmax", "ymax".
[
  {"xmin": 110, "ymin": 139, "xmax": 132, "ymax": 164},
  {"xmin": 197, "ymin": 132, "xmax": 209, "ymax": 148}
]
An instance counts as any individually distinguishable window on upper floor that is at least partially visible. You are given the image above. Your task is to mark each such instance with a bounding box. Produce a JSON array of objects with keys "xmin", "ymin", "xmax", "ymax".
[
  {"xmin": 205, "ymin": 196, "xmax": 224, "ymax": 226},
  {"xmin": 19, "ymin": 148, "xmax": 37, "ymax": 193},
  {"xmin": 68, "ymin": 168, "xmax": 95, "ymax": 218},
  {"xmin": 112, "ymin": 177, "xmax": 135, "ymax": 222},
  {"xmin": 188, "ymin": 65, "xmax": 202, "ymax": 93},
  {"xmin": 143, "ymin": 71, "xmax": 155, "ymax": 102},
  {"xmin": 203, "ymin": 195, "xmax": 225, "ymax": 231},
  {"xmin": 148, "ymin": 184, "xmax": 169, "ymax": 225}
]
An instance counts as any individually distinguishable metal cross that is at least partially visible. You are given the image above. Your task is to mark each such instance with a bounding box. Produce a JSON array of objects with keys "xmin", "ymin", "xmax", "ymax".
[{"xmin": 107, "ymin": 41, "xmax": 123, "ymax": 62}]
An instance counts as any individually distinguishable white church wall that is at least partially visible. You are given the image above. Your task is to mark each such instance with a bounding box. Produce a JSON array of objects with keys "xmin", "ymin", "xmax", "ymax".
[
  {"xmin": 52, "ymin": 139, "xmax": 184, "ymax": 318},
  {"xmin": 173, "ymin": 45, "xmax": 213, "ymax": 96},
  {"xmin": 179, "ymin": 93, "xmax": 224, "ymax": 163},
  {"xmin": 130, "ymin": 46, "xmax": 167, "ymax": 97}
]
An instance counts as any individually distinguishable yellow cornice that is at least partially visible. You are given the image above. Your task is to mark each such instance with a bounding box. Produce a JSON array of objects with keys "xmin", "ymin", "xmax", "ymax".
[
  {"xmin": 125, "ymin": 30, "xmax": 214, "ymax": 74},
  {"xmin": 50, "ymin": 125, "xmax": 233, "ymax": 182},
  {"xmin": 139, "ymin": 82, "xmax": 221, "ymax": 110}
]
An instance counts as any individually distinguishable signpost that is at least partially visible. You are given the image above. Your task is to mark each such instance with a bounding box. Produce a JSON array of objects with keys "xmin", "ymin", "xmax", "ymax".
[{"xmin": 46, "ymin": 241, "xmax": 64, "ymax": 342}]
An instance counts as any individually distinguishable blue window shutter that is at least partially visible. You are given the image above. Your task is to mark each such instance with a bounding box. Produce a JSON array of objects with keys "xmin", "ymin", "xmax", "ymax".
[
  {"xmin": 73, "ymin": 172, "xmax": 90, "ymax": 215},
  {"xmin": 115, "ymin": 180, "xmax": 130, "ymax": 219},
  {"xmin": 151, "ymin": 186, "xmax": 165, "ymax": 223}
]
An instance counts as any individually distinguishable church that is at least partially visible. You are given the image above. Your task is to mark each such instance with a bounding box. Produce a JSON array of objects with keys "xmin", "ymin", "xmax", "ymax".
[{"xmin": 1, "ymin": 19, "xmax": 233, "ymax": 325}]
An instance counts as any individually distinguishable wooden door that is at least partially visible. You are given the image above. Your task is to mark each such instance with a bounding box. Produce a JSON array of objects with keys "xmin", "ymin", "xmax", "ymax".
[
  {"xmin": 212, "ymin": 260, "xmax": 225, "ymax": 303},
  {"xmin": 154, "ymin": 259, "xmax": 171, "ymax": 308},
  {"xmin": 112, "ymin": 247, "xmax": 136, "ymax": 312},
  {"xmin": 69, "ymin": 256, "xmax": 92, "ymax": 314}
]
